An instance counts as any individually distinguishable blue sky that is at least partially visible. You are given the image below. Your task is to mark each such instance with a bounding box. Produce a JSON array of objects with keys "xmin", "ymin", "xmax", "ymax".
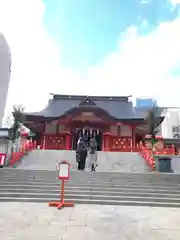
[
  {"xmin": 43, "ymin": 0, "xmax": 180, "ymax": 71},
  {"xmin": 1, "ymin": 0, "xmax": 180, "ymax": 116}
]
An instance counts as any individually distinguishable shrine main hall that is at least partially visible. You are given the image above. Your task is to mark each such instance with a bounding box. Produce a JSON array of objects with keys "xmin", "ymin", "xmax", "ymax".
[{"xmin": 23, "ymin": 94, "xmax": 164, "ymax": 152}]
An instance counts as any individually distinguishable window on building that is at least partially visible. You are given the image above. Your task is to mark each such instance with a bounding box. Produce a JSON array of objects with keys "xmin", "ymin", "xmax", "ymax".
[
  {"xmin": 173, "ymin": 133, "xmax": 180, "ymax": 138},
  {"xmin": 172, "ymin": 125, "xmax": 180, "ymax": 138},
  {"xmin": 172, "ymin": 126, "xmax": 180, "ymax": 133}
]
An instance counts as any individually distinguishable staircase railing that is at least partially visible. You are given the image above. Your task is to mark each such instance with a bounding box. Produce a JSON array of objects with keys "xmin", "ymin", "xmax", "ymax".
[
  {"xmin": 139, "ymin": 146, "xmax": 155, "ymax": 170},
  {"xmin": 139, "ymin": 145, "xmax": 175, "ymax": 170},
  {"xmin": 9, "ymin": 141, "xmax": 36, "ymax": 167}
]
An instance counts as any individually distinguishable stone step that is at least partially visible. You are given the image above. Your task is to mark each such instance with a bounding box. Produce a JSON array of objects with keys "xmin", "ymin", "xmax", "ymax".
[
  {"xmin": 1, "ymin": 176, "xmax": 180, "ymax": 187},
  {"xmin": 1, "ymin": 188, "xmax": 180, "ymax": 198},
  {"xmin": 1, "ymin": 169, "xmax": 180, "ymax": 207},
  {"xmin": 0, "ymin": 185, "xmax": 180, "ymax": 194},
  {"xmin": 1, "ymin": 170, "xmax": 180, "ymax": 183},
  {"xmin": 0, "ymin": 176, "xmax": 167, "ymax": 182},
  {"xmin": 1, "ymin": 193, "xmax": 180, "ymax": 207},
  {"xmin": 1, "ymin": 197, "xmax": 180, "ymax": 208},
  {"xmin": 1, "ymin": 191, "xmax": 180, "ymax": 202},
  {"xmin": 0, "ymin": 179, "xmax": 180, "ymax": 190},
  {"xmin": 0, "ymin": 177, "xmax": 179, "ymax": 184},
  {"xmin": 1, "ymin": 168, "xmax": 179, "ymax": 179},
  {"xmin": 3, "ymin": 176, "xmax": 176, "ymax": 183}
]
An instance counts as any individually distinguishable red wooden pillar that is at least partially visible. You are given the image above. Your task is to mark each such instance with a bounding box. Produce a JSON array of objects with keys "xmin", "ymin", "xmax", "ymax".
[
  {"xmin": 65, "ymin": 132, "xmax": 72, "ymax": 150},
  {"xmin": 40, "ymin": 135, "xmax": 46, "ymax": 149},
  {"xmin": 132, "ymin": 126, "xmax": 136, "ymax": 151},
  {"xmin": 102, "ymin": 132, "xmax": 112, "ymax": 151},
  {"xmin": 172, "ymin": 144, "xmax": 175, "ymax": 155},
  {"xmin": 40, "ymin": 122, "xmax": 46, "ymax": 149}
]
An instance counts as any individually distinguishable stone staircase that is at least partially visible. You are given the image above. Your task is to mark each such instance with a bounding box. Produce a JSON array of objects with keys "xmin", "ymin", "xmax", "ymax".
[
  {"xmin": 16, "ymin": 150, "xmax": 151, "ymax": 173},
  {"xmin": 1, "ymin": 168, "xmax": 180, "ymax": 207}
]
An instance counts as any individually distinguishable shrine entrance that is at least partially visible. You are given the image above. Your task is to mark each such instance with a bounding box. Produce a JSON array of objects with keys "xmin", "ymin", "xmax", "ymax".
[
  {"xmin": 72, "ymin": 128, "xmax": 103, "ymax": 151},
  {"xmin": 71, "ymin": 123, "xmax": 106, "ymax": 151}
]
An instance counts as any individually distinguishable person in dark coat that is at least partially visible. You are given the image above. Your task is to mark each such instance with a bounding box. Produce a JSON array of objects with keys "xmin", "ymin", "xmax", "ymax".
[{"xmin": 76, "ymin": 137, "xmax": 87, "ymax": 170}]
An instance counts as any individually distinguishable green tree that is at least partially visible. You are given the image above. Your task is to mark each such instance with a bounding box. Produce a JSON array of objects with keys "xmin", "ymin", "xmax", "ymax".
[
  {"xmin": 146, "ymin": 106, "xmax": 159, "ymax": 150},
  {"xmin": 147, "ymin": 107, "xmax": 157, "ymax": 138},
  {"xmin": 11, "ymin": 105, "xmax": 25, "ymax": 141}
]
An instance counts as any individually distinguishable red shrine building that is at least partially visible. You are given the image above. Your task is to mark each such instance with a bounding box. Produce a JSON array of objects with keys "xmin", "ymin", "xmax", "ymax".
[{"xmin": 23, "ymin": 94, "xmax": 164, "ymax": 152}]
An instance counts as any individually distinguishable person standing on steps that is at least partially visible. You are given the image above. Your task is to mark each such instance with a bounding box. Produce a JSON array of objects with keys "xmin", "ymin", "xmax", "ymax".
[
  {"xmin": 76, "ymin": 137, "xmax": 87, "ymax": 170},
  {"xmin": 83, "ymin": 130, "xmax": 89, "ymax": 149},
  {"xmin": 88, "ymin": 137, "xmax": 98, "ymax": 172},
  {"xmin": 76, "ymin": 137, "xmax": 81, "ymax": 169}
]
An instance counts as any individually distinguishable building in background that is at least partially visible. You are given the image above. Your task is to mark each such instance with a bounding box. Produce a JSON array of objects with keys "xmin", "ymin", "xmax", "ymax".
[
  {"xmin": 157, "ymin": 108, "xmax": 180, "ymax": 139},
  {"xmin": 136, "ymin": 98, "xmax": 157, "ymax": 109},
  {"xmin": 0, "ymin": 33, "xmax": 11, "ymax": 127},
  {"xmin": 135, "ymin": 98, "xmax": 180, "ymax": 139}
]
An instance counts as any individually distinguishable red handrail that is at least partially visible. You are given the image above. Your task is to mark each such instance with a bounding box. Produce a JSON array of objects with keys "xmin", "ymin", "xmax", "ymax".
[
  {"xmin": 139, "ymin": 146, "xmax": 155, "ymax": 170},
  {"xmin": 139, "ymin": 145, "xmax": 175, "ymax": 171},
  {"xmin": 9, "ymin": 141, "xmax": 36, "ymax": 167}
]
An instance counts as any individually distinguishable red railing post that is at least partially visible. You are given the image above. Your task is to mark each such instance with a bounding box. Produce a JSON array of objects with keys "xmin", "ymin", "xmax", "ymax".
[
  {"xmin": 65, "ymin": 132, "xmax": 72, "ymax": 150},
  {"xmin": 102, "ymin": 132, "xmax": 112, "ymax": 151}
]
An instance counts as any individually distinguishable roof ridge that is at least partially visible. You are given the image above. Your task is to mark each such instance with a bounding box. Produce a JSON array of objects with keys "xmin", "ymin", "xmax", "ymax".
[{"xmin": 51, "ymin": 93, "xmax": 131, "ymax": 101}]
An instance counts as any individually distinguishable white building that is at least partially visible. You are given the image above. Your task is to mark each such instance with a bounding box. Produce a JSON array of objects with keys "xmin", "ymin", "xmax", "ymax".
[
  {"xmin": 135, "ymin": 98, "xmax": 180, "ymax": 139},
  {"xmin": 158, "ymin": 108, "xmax": 180, "ymax": 139},
  {"xmin": 0, "ymin": 33, "xmax": 11, "ymax": 127}
]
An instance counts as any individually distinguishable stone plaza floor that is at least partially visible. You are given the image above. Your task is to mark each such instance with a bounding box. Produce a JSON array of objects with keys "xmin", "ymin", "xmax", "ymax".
[{"xmin": 0, "ymin": 202, "xmax": 180, "ymax": 239}]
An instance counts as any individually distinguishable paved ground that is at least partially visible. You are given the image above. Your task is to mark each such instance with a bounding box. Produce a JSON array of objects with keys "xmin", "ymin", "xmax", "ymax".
[{"xmin": 0, "ymin": 203, "xmax": 180, "ymax": 240}]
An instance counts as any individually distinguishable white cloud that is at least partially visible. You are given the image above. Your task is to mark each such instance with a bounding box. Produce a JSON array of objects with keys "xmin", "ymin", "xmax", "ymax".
[
  {"xmin": 86, "ymin": 18, "xmax": 180, "ymax": 106},
  {"xmin": 140, "ymin": 0, "xmax": 150, "ymax": 4},
  {"xmin": 169, "ymin": 0, "xmax": 180, "ymax": 6},
  {"xmin": 0, "ymin": 0, "xmax": 85, "ymax": 115},
  {"xmin": 0, "ymin": 0, "xmax": 180, "ymax": 125}
]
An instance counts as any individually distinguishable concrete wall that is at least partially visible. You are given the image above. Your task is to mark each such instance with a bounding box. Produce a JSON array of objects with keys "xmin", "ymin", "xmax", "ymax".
[
  {"xmin": 17, "ymin": 150, "xmax": 151, "ymax": 173},
  {"xmin": 171, "ymin": 156, "xmax": 180, "ymax": 174},
  {"xmin": 0, "ymin": 33, "xmax": 11, "ymax": 127}
]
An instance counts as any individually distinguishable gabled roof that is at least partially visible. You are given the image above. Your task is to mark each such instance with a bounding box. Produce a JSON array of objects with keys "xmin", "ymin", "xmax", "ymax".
[{"xmin": 24, "ymin": 94, "xmax": 164, "ymax": 121}]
